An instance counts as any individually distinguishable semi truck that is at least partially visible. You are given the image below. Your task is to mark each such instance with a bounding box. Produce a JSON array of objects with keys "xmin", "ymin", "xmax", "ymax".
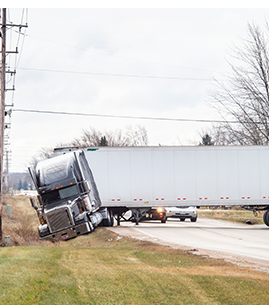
[
  {"xmin": 30, "ymin": 145, "xmax": 269, "ymax": 241},
  {"xmin": 28, "ymin": 150, "xmax": 114, "ymax": 241}
]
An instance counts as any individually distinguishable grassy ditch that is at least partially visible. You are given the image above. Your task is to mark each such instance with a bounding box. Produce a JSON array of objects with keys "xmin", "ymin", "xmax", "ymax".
[
  {"xmin": 1, "ymin": 194, "xmax": 50, "ymax": 247},
  {"xmin": 0, "ymin": 196, "xmax": 269, "ymax": 304},
  {"xmin": 198, "ymin": 208, "xmax": 264, "ymax": 225}
]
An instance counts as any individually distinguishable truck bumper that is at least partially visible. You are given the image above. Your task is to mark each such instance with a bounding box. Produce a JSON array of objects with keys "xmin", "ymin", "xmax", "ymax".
[{"xmin": 40, "ymin": 222, "xmax": 93, "ymax": 241}]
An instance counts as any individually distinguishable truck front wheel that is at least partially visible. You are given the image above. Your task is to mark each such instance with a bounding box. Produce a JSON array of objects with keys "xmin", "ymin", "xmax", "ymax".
[{"xmin": 102, "ymin": 209, "xmax": 114, "ymax": 227}]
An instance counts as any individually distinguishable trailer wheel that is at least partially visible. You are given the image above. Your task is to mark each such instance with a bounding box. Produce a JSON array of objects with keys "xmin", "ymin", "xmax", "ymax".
[{"xmin": 263, "ymin": 210, "xmax": 269, "ymax": 227}]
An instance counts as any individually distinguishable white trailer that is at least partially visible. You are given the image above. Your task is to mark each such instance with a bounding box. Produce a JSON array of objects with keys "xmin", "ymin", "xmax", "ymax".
[{"xmin": 54, "ymin": 146, "xmax": 269, "ymax": 226}]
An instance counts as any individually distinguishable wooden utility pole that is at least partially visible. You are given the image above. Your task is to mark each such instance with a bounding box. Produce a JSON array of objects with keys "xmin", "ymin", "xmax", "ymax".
[
  {"xmin": 0, "ymin": 8, "xmax": 6, "ymax": 241},
  {"xmin": 0, "ymin": 10, "xmax": 27, "ymax": 241},
  {"xmin": 4, "ymin": 150, "xmax": 9, "ymax": 190}
]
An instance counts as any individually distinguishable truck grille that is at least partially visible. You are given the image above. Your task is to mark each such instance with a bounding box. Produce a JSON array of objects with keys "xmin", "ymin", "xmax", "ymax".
[{"xmin": 46, "ymin": 208, "xmax": 72, "ymax": 232}]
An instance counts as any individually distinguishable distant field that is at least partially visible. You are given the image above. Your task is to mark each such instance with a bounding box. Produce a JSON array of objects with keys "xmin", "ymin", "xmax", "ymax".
[
  {"xmin": 198, "ymin": 208, "xmax": 264, "ymax": 225},
  {"xmin": 1, "ymin": 196, "xmax": 269, "ymax": 305}
]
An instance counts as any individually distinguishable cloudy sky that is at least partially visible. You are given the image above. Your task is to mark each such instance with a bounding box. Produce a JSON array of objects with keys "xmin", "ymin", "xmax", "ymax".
[{"xmin": 3, "ymin": 6, "xmax": 269, "ymax": 172}]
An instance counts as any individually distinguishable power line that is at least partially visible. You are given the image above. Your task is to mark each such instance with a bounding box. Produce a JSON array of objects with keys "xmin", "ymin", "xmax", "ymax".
[
  {"xmin": 14, "ymin": 8, "xmax": 28, "ymax": 68},
  {"xmin": 17, "ymin": 67, "xmax": 213, "ymax": 81},
  {"xmin": 24, "ymin": 33, "xmax": 218, "ymax": 74},
  {"xmin": 12, "ymin": 108, "xmax": 239, "ymax": 124}
]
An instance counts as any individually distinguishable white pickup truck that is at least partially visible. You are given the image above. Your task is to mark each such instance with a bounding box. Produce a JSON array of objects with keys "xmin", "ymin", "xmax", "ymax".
[{"xmin": 166, "ymin": 206, "xmax": 197, "ymax": 222}]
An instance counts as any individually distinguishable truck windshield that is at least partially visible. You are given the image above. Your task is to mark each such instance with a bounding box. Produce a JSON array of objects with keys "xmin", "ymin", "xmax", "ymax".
[
  {"xmin": 59, "ymin": 185, "xmax": 78, "ymax": 199},
  {"xmin": 42, "ymin": 185, "xmax": 79, "ymax": 204}
]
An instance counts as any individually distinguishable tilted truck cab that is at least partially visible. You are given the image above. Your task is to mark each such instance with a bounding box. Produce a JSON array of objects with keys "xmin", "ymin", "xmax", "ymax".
[{"xmin": 29, "ymin": 150, "xmax": 113, "ymax": 241}]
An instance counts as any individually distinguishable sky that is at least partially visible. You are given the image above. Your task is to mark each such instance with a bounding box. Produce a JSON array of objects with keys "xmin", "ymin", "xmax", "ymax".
[{"xmin": 2, "ymin": 5, "xmax": 269, "ymax": 172}]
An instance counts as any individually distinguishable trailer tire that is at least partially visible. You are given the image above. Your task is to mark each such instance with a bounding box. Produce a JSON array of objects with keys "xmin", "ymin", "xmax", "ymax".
[
  {"xmin": 263, "ymin": 210, "xmax": 269, "ymax": 227},
  {"xmin": 161, "ymin": 217, "xmax": 167, "ymax": 223}
]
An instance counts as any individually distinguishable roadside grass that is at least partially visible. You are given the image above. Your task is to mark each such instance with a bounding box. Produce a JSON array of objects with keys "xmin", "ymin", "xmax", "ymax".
[
  {"xmin": 1, "ymin": 196, "xmax": 269, "ymax": 304},
  {"xmin": 198, "ymin": 209, "xmax": 264, "ymax": 225}
]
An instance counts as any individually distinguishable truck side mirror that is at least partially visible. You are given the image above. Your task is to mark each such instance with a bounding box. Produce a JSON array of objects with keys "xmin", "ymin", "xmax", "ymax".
[{"xmin": 30, "ymin": 197, "xmax": 38, "ymax": 210}]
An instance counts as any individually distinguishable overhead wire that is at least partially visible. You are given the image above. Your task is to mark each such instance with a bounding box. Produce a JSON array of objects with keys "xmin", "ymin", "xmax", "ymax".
[
  {"xmin": 17, "ymin": 26, "xmax": 221, "ymax": 82},
  {"xmin": 17, "ymin": 67, "xmax": 214, "ymax": 81},
  {"xmin": 14, "ymin": 8, "xmax": 28, "ymax": 69},
  {"xmin": 12, "ymin": 11, "xmax": 224, "ymax": 93},
  {"xmin": 10, "ymin": 9, "xmax": 28, "ymax": 110},
  {"xmin": 24, "ymin": 32, "xmax": 219, "ymax": 74},
  {"xmin": 12, "ymin": 108, "xmax": 241, "ymax": 124}
]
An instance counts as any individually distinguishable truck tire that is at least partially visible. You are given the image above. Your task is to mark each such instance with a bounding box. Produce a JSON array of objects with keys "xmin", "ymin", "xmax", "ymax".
[
  {"xmin": 263, "ymin": 210, "xmax": 269, "ymax": 227},
  {"xmin": 102, "ymin": 209, "xmax": 114, "ymax": 227}
]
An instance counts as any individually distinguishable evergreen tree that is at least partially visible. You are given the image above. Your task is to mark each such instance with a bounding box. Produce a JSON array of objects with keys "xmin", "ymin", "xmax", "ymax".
[
  {"xmin": 99, "ymin": 136, "xmax": 108, "ymax": 146},
  {"xmin": 18, "ymin": 179, "xmax": 23, "ymax": 190},
  {"xmin": 200, "ymin": 134, "xmax": 214, "ymax": 146},
  {"xmin": 23, "ymin": 181, "xmax": 28, "ymax": 190}
]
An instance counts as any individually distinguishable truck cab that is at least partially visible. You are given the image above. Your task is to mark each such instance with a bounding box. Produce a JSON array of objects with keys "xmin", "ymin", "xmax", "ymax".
[{"xmin": 29, "ymin": 150, "xmax": 110, "ymax": 241}]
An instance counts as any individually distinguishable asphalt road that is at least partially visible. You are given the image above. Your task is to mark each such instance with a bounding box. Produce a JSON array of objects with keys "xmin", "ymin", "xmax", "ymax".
[{"xmin": 108, "ymin": 217, "xmax": 269, "ymax": 271}]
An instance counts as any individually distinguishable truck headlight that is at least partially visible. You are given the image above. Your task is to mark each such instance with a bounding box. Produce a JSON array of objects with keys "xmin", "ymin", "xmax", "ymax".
[{"xmin": 39, "ymin": 224, "xmax": 49, "ymax": 233}]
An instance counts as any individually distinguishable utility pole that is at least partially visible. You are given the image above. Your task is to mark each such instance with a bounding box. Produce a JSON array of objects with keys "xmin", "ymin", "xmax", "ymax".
[
  {"xmin": 0, "ymin": 8, "xmax": 6, "ymax": 241},
  {"xmin": 0, "ymin": 9, "xmax": 27, "ymax": 241},
  {"xmin": 4, "ymin": 150, "xmax": 9, "ymax": 190}
]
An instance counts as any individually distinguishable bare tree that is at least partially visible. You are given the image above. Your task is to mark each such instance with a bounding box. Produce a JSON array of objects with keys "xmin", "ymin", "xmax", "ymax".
[
  {"xmin": 28, "ymin": 147, "xmax": 54, "ymax": 170},
  {"xmin": 71, "ymin": 127, "xmax": 102, "ymax": 147},
  {"xmin": 28, "ymin": 126, "xmax": 148, "ymax": 169},
  {"xmin": 209, "ymin": 22, "xmax": 269, "ymax": 145},
  {"xmin": 69, "ymin": 125, "xmax": 148, "ymax": 147},
  {"xmin": 126, "ymin": 125, "xmax": 148, "ymax": 146}
]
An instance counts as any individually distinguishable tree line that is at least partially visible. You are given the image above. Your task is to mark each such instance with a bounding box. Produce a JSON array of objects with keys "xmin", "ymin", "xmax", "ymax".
[{"xmin": 29, "ymin": 125, "xmax": 148, "ymax": 168}]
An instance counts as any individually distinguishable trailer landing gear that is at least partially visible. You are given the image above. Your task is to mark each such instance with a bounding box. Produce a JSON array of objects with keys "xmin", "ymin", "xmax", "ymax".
[{"xmin": 130, "ymin": 208, "xmax": 150, "ymax": 225}]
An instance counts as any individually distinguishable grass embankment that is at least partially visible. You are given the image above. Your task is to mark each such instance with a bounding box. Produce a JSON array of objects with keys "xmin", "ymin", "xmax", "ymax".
[
  {"xmin": 198, "ymin": 208, "xmax": 264, "ymax": 225},
  {"xmin": 0, "ymin": 196, "xmax": 269, "ymax": 305}
]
